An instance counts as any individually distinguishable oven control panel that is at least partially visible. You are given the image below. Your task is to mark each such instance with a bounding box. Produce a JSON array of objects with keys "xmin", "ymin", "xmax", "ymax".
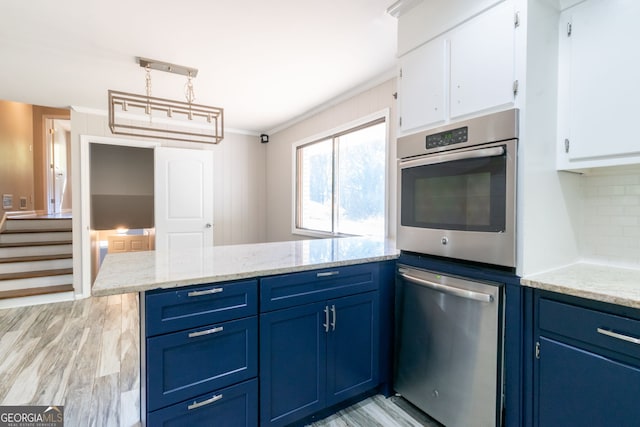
[{"xmin": 425, "ymin": 126, "xmax": 468, "ymax": 149}]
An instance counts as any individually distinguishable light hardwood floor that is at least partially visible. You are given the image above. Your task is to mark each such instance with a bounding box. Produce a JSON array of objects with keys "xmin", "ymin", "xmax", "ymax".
[
  {"xmin": 0, "ymin": 295, "xmax": 437, "ymax": 427},
  {"xmin": 0, "ymin": 294, "xmax": 139, "ymax": 427}
]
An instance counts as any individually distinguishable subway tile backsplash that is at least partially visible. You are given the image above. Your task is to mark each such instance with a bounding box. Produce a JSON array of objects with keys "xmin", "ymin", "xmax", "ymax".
[{"xmin": 580, "ymin": 165, "xmax": 640, "ymax": 265}]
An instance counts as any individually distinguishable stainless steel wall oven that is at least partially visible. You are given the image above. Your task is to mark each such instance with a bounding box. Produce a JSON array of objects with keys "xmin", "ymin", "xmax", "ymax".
[
  {"xmin": 397, "ymin": 109, "xmax": 518, "ymax": 268},
  {"xmin": 394, "ymin": 109, "xmax": 518, "ymax": 427}
]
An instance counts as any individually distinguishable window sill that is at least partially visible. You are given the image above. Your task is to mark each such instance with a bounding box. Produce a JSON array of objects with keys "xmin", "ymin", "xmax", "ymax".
[{"xmin": 292, "ymin": 228, "xmax": 357, "ymax": 239}]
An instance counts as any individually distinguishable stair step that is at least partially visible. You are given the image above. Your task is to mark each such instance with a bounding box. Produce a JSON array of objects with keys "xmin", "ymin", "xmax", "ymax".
[
  {"xmin": 3, "ymin": 228, "xmax": 72, "ymax": 234},
  {"xmin": 0, "ymin": 236, "xmax": 72, "ymax": 248},
  {"xmin": 4, "ymin": 218, "xmax": 72, "ymax": 232},
  {"xmin": 0, "ymin": 240, "xmax": 72, "ymax": 248},
  {"xmin": 0, "ymin": 243, "xmax": 72, "ymax": 255},
  {"xmin": 0, "ymin": 268, "xmax": 73, "ymax": 281},
  {"xmin": 0, "ymin": 258, "xmax": 73, "ymax": 274},
  {"xmin": 0, "ymin": 254, "xmax": 72, "ymax": 264},
  {"xmin": 0, "ymin": 284, "xmax": 73, "ymax": 300},
  {"xmin": 0, "ymin": 273, "xmax": 74, "ymax": 295},
  {"xmin": 0, "ymin": 273, "xmax": 73, "ymax": 292},
  {"xmin": 0, "ymin": 231, "xmax": 73, "ymax": 245}
]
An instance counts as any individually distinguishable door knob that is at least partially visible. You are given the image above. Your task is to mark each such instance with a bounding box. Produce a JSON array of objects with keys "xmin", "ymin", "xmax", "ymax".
[{"xmin": 205, "ymin": 223, "xmax": 212, "ymax": 228}]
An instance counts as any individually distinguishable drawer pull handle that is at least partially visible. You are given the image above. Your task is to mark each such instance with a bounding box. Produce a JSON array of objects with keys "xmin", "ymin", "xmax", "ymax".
[
  {"xmin": 188, "ymin": 326, "xmax": 224, "ymax": 338},
  {"xmin": 330, "ymin": 304, "xmax": 336, "ymax": 331},
  {"xmin": 317, "ymin": 271, "xmax": 339, "ymax": 278},
  {"xmin": 188, "ymin": 287, "xmax": 223, "ymax": 297},
  {"xmin": 323, "ymin": 306, "xmax": 330, "ymax": 332},
  {"xmin": 597, "ymin": 327, "xmax": 640, "ymax": 345},
  {"xmin": 188, "ymin": 393, "xmax": 223, "ymax": 410},
  {"xmin": 399, "ymin": 269, "xmax": 493, "ymax": 303}
]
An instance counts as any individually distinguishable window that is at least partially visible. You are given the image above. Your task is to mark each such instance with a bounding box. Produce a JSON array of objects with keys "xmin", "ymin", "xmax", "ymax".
[{"xmin": 294, "ymin": 116, "xmax": 387, "ymax": 237}]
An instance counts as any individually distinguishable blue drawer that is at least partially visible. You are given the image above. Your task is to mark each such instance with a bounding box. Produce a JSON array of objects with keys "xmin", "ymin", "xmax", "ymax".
[
  {"xmin": 146, "ymin": 316, "xmax": 258, "ymax": 411},
  {"xmin": 147, "ymin": 379, "xmax": 258, "ymax": 427},
  {"xmin": 539, "ymin": 298, "xmax": 640, "ymax": 361},
  {"xmin": 144, "ymin": 279, "xmax": 257, "ymax": 337},
  {"xmin": 260, "ymin": 263, "xmax": 378, "ymax": 312}
]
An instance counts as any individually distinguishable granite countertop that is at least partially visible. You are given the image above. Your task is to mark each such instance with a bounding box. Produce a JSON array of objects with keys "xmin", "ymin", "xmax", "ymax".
[
  {"xmin": 92, "ymin": 236, "xmax": 399, "ymax": 296},
  {"xmin": 521, "ymin": 262, "xmax": 640, "ymax": 309}
]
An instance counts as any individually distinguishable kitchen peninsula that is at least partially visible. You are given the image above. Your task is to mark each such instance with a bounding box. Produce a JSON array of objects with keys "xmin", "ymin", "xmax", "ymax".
[
  {"xmin": 93, "ymin": 237, "xmax": 399, "ymax": 426},
  {"xmin": 93, "ymin": 237, "xmax": 398, "ymax": 296}
]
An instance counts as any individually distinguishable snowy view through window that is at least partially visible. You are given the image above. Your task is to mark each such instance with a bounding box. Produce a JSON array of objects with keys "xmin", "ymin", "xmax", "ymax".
[{"xmin": 297, "ymin": 121, "xmax": 386, "ymax": 237}]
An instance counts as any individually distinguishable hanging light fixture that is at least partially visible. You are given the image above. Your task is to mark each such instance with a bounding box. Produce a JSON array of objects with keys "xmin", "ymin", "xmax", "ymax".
[{"xmin": 108, "ymin": 57, "xmax": 224, "ymax": 144}]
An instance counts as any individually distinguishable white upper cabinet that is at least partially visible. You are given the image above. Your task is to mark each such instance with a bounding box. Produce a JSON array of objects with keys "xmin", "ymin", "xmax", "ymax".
[
  {"xmin": 398, "ymin": 38, "xmax": 446, "ymax": 133},
  {"xmin": 557, "ymin": 0, "xmax": 640, "ymax": 170},
  {"xmin": 449, "ymin": 1, "xmax": 516, "ymax": 119},
  {"xmin": 397, "ymin": 0, "xmax": 516, "ymax": 135},
  {"xmin": 397, "ymin": 0, "xmax": 503, "ymax": 57}
]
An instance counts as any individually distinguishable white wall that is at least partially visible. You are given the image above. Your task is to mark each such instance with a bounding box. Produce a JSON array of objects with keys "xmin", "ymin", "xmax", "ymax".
[
  {"xmin": 265, "ymin": 79, "xmax": 397, "ymax": 242},
  {"xmin": 70, "ymin": 110, "xmax": 267, "ymax": 295}
]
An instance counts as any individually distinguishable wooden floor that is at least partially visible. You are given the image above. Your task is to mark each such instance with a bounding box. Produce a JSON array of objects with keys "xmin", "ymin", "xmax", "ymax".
[
  {"xmin": 0, "ymin": 295, "xmax": 437, "ymax": 427},
  {"xmin": 0, "ymin": 294, "xmax": 140, "ymax": 427}
]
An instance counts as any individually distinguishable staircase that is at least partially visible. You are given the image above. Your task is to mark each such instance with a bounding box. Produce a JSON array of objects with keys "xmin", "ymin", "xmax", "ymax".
[{"xmin": 0, "ymin": 215, "xmax": 73, "ymax": 300}]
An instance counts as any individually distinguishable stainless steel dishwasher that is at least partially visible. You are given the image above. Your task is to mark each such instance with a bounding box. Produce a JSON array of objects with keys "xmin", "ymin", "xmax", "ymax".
[{"xmin": 394, "ymin": 265, "xmax": 504, "ymax": 427}]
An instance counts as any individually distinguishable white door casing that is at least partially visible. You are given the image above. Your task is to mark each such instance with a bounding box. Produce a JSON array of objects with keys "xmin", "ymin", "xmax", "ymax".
[{"xmin": 154, "ymin": 147, "xmax": 214, "ymax": 253}]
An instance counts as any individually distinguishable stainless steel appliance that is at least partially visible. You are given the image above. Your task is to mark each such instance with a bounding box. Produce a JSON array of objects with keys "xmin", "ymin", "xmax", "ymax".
[
  {"xmin": 395, "ymin": 265, "xmax": 504, "ymax": 427},
  {"xmin": 397, "ymin": 109, "xmax": 518, "ymax": 267}
]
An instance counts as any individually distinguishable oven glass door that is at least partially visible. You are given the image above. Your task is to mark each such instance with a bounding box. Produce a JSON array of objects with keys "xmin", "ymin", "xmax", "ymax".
[{"xmin": 400, "ymin": 145, "xmax": 507, "ymax": 232}]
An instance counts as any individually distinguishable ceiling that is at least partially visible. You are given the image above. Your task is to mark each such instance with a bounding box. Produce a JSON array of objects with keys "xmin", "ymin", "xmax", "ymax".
[{"xmin": 0, "ymin": 0, "xmax": 398, "ymax": 134}]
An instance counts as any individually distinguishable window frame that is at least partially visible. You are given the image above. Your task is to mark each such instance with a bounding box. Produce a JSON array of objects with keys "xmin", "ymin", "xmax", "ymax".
[{"xmin": 291, "ymin": 109, "xmax": 390, "ymax": 238}]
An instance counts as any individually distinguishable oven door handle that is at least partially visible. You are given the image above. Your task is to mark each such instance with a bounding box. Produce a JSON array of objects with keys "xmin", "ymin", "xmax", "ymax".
[
  {"xmin": 399, "ymin": 146, "xmax": 505, "ymax": 169},
  {"xmin": 399, "ymin": 269, "xmax": 493, "ymax": 303}
]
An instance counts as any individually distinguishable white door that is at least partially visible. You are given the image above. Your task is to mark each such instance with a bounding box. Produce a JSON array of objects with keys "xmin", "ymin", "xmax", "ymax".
[{"xmin": 155, "ymin": 147, "xmax": 214, "ymax": 253}]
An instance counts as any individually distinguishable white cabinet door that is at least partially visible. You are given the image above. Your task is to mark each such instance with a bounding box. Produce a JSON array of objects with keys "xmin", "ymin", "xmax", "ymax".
[
  {"xmin": 398, "ymin": 38, "xmax": 446, "ymax": 133},
  {"xmin": 561, "ymin": 0, "xmax": 640, "ymax": 164},
  {"xmin": 154, "ymin": 147, "xmax": 214, "ymax": 253},
  {"xmin": 449, "ymin": 0, "xmax": 515, "ymax": 119}
]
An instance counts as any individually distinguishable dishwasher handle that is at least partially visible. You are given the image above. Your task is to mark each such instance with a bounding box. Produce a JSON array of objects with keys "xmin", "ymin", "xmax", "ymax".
[{"xmin": 399, "ymin": 269, "xmax": 494, "ymax": 303}]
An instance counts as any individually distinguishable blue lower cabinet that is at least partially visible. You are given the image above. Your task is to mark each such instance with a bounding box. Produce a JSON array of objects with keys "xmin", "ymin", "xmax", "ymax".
[
  {"xmin": 533, "ymin": 292, "xmax": 640, "ymax": 427},
  {"xmin": 537, "ymin": 337, "xmax": 640, "ymax": 427},
  {"xmin": 260, "ymin": 292, "xmax": 380, "ymax": 427},
  {"xmin": 260, "ymin": 302, "xmax": 327, "ymax": 427},
  {"xmin": 147, "ymin": 316, "xmax": 258, "ymax": 411},
  {"xmin": 326, "ymin": 291, "xmax": 379, "ymax": 407},
  {"xmin": 144, "ymin": 279, "xmax": 258, "ymax": 337},
  {"xmin": 147, "ymin": 379, "xmax": 258, "ymax": 427}
]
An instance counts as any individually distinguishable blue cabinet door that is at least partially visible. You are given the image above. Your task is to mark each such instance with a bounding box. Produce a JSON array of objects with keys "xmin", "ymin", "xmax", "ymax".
[
  {"xmin": 536, "ymin": 336, "xmax": 640, "ymax": 427},
  {"xmin": 326, "ymin": 291, "xmax": 380, "ymax": 407},
  {"xmin": 260, "ymin": 302, "xmax": 327, "ymax": 427}
]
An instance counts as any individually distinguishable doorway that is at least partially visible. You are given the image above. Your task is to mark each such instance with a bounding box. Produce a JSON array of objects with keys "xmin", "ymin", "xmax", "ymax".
[
  {"xmin": 79, "ymin": 136, "xmax": 215, "ymax": 297},
  {"xmin": 42, "ymin": 114, "xmax": 71, "ymax": 217},
  {"xmin": 45, "ymin": 118, "xmax": 71, "ymax": 215}
]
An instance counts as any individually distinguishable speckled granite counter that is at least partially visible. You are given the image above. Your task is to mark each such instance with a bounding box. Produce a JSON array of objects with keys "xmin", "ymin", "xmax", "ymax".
[
  {"xmin": 92, "ymin": 237, "xmax": 399, "ymax": 296},
  {"xmin": 521, "ymin": 263, "xmax": 640, "ymax": 310}
]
